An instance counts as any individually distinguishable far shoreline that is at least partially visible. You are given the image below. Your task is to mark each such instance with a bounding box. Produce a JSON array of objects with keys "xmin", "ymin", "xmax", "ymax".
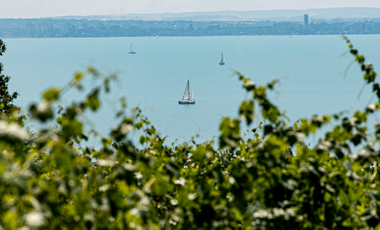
[{"xmin": 2, "ymin": 34, "xmax": 380, "ymax": 40}]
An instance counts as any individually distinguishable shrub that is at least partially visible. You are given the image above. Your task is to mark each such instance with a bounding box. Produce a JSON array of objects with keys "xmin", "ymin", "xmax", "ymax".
[{"xmin": 0, "ymin": 36, "xmax": 380, "ymax": 229}]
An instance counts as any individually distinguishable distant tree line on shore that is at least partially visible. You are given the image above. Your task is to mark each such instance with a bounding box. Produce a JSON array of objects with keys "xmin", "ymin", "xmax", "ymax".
[{"xmin": 1, "ymin": 18, "xmax": 380, "ymax": 38}]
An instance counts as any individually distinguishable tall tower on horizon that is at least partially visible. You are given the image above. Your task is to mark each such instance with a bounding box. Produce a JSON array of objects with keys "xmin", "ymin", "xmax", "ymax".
[{"xmin": 304, "ymin": 14, "xmax": 309, "ymax": 26}]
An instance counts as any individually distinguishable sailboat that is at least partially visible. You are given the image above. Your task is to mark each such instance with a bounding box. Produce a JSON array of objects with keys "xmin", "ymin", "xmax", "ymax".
[
  {"xmin": 178, "ymin": 80, "xmax": 196, "ymax": 104},
  {"xmin": 219, "ymin": 52, "xmax": 225, "ymax": 65},
  {"xmin": 129, "ymin": 43, "xmax": 136, "ymax": 54}
]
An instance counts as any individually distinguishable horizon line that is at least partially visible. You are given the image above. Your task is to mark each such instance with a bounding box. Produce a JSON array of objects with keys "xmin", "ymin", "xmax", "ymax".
[{"xmin": 2, "ymin": 6, "xmax": 380, "ymax": 20}]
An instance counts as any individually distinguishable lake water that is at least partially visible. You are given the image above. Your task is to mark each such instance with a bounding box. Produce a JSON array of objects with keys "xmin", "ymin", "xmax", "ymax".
[{"xmin": 2, "ymin": 35, "xmax": 379, "ymax": 146}]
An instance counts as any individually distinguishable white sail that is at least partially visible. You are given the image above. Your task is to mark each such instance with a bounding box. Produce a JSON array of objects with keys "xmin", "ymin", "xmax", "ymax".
[
  {"xmin": 129, "ymin": 43, "xmax": 136, "ymax": 54},
  {"xmin": 220, "ymin": 52, "xmax": 224, "ymax": 63},
  {"xmin": 190, "ymin": 90, "xmax": 195, "ymax": 101},
  {"xmin": 179, "ymin": 80, "xmax": 196, "ymax": 104},
  {"xmin": 182, "ymin": 80, "xmax": 190, "ymax": 100}
]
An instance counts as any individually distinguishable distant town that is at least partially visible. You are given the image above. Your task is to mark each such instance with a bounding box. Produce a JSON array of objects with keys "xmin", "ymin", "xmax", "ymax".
[{"xmin": 1, "ymin": 14, "xmax": 380, "ymax": 38}]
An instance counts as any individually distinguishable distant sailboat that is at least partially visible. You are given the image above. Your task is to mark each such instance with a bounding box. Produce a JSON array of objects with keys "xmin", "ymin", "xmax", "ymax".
[
  {"xmin": 129, "ymin": 43, "xmax": 136, "ymax": 54},
  {"xmin": 219, "ymin": 52, "xmax": 225, "ymax": 65},
  {"xmin": 178, "ymin": 80, "xmax": 196, "ymax": 104}
]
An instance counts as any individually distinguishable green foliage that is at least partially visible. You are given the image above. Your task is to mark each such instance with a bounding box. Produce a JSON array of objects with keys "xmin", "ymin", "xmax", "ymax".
[
  {"xmin": 2, "ymin": 36, "xmax": 380, "ymax": 229},
  {"xmin": 0, "ymin": 39, "xmax": 22, "ymax": 124},
  {"xmin": 42, "ymin": 88, "xmax": 61, "ymax": 102}
]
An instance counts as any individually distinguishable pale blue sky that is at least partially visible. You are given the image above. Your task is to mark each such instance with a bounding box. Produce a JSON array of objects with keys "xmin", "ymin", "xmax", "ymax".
[{"xmin": 0, "ymin": 0, "xmax": 379, "ymax": 18}]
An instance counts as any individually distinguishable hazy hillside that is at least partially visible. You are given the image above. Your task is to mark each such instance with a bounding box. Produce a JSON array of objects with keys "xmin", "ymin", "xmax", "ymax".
[{"xmin": 47, "ymin": 7, "xmax": 380, "ymax": 22}]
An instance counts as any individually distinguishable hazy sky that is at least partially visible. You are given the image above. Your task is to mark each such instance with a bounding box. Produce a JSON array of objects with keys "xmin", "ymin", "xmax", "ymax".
[{"xmin": 1, "ymin": 0, "xmax": 380, "ymax": 18}]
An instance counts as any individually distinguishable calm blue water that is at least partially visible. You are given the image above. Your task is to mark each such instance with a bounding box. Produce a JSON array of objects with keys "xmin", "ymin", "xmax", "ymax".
[{"xmin": 2, "ymin": 35, "xmax": 379, "ymax": 146}]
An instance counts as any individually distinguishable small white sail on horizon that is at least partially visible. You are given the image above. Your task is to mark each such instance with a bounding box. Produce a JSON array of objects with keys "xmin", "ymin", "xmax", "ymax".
[
  {"xmin": 179, "ymin": 80, "xmax": 196, "ymax": 104},
  {"xmin": 190, "ymin": 90, "xmax": 195, "ymax": 101},
  {"xmin": 129, "ymin": 43, "xmax": 136, "ymax": 54},
  {"xmin": 182, "ymin": 80, "xmax": 190, "ymax": 100},
  {"xmin": 219, "ymin": 52, "xmax": 225, "ymax": 65}
]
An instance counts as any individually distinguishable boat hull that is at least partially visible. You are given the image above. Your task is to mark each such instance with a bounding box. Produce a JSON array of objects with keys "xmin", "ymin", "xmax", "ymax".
[
  {"xmin": 178, "ymin": 100, "xmax": 196, "ymax": 104},
  {"xmin": 219, "ymin": 62, "xmax": 225, "ymax": 65}
]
